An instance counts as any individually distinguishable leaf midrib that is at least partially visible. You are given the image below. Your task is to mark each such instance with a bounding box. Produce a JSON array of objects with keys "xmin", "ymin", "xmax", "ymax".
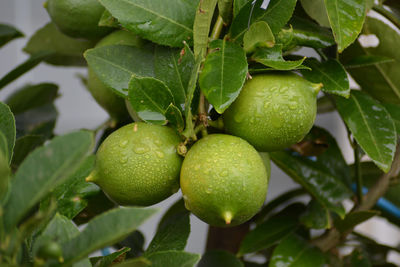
[{"xmin": 351, "ymin": 95, "xmax": 384, "ymax": 162}]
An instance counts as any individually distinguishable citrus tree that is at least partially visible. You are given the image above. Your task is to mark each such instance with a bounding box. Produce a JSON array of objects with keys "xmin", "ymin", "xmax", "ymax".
[{"xmin": 1, "ymin": 0, "xmax": 400, "ymax": 266}]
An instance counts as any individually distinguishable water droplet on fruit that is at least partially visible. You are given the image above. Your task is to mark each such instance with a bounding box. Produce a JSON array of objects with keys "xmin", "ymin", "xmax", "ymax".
[
  {"xmin": 155, "ymin": 139, "xmax": 162, "ymax": 146},
  {"xmin": 120, "ymin": 156, "xmax": 128, "ymax": 163},
  {"xmin": 234, "ymin": 112, "xmax": 245, "ymax": 123},
  {"xmin": 220, "ymin": 170, "xmax": 228, "ymax": 177},
  {"xmin": 134, "ymin": 145, "xmax": 149, "ymax": 154},
  {"xmin": 194, "ymin": 164, "xmax": 200, "ymax": 171},
  {"xmin": 289, "ymin": 102, "xmax": 297, "ymax": 110},
  {"xmin": 205, "ymin": 187, "xmax": 212, "ymax": 194},
  {"xmin": 119, "ymin": 140, "xmax": 128, "ymax": 148},
  {"xmin": 155, "ymin": 151, "xmax": 164, "ymax": 158}
]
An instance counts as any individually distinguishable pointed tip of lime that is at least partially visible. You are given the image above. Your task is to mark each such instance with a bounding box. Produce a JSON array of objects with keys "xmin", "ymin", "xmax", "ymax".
[
  {"xmin": 312, "ymin": 83, "xmax": 323, "ymax": 94},
  {"xmin": 85, "ymin": 171, "xmax": 97, "ymax": 183},
  {"xmin": 223, "ymin": 211, "xmax": 233, "ymax": 225}
]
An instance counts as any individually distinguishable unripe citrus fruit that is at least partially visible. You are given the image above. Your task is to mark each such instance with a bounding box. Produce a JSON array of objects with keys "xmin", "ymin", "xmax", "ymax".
[
  {"xmin": 223, "ymin": 73, "xmax": 320, "ymax": 151},
  {"xmin": 88, "ymin": 30, "xmax": 144, "ymax": 121},
  {"xmin": 45, "ymin": 0, "xmax": 112, "ymax": 40},
  {"xmin": 87, "ymin": 122, "xmax": 183, "ymax": 206},
  {"xmin": 180, "ymin": 134, "xmax": 269, "ymax": 227},
  {"xmin": 36, "ymin": 241, "xmax": 63, "ymax": 262}
]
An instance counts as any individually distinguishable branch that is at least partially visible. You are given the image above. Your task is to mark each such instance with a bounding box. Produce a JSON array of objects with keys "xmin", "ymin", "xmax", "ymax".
[{"xmin": 312, "ymin": 143, "xmax": 400, "ymax": 252}]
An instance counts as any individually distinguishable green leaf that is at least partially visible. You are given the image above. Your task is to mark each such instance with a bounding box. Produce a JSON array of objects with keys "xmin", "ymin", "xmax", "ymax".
[
  {"xmin": 33, "ymin": 213, "xmax": 91, "ymax": 267},
  {"xmin": 340, "ymin": 17, "xmax": 400, "ymax": 104},
  {"xmin": 254, "ymin": 188, "xmax": 306, "ymax": 223},
  {"xmin": 165, "ymin": 104, "xmax": 184, "ymax": 132},
  {"xmin": 145, "ymin": 201, "xmax": 190, "ymax": 254},
  {"xmin": 218, "ymin": 0, "xmax": 233, "ymax": 23},
  {"xmin": 84, "ymin": 45, "xmax": 154, "ymax": 97},
  {"xmin": 45, "ymin": 156, "xmax": 97, "ymax": 219},
  {"xmin": 199, "ymin": 39, "xmax": 248, "ymax": 113},
  {"xmin": 193, "ymin": 0, "xmax": 218, "ymax": 58},
  {"xmin": 233, "ymin": 0, "xmax": 249, "ymax": 17},
  {"xmin": 0, "ymin": 102, "xmax": 15, "ymax": 163},
  {"xmin": 243, "ymin": 21, "xmax": 275, "ymax": 53},
  {"xmin": 301, "ymin": 58, "xmax": 350, "ymax": 98},
  {"xmin": 300, "ymin": 0, "xmax": 330, "ymax": 27},
  {"xmin": 230, "ymin": 0, "xmax": 297, "ymax": 42},
  {"xmin": 24, "ymin": 23, "xmax": 96, "ymax": 66},
  {"xmin": 154, "ymin": 45, "xmax": 195, "ymax": 110},
  {"xmin": 382, "ymin": 103, "xmax": 400, "ymax": 135},
  {"xmin": 198, "ymin": 250, "xmax": 243, "ymax": 267},
  {"xmin": 305, "ymin": 127, "xmax": 352, "ymax": 187},
  {"xmin": 344, "ymin": 55, "xmax": 395, "ymax": 69},
  {"xmin": 113, "ymin": 258, "xmax": 151, "ymax": 267},
  {"xmin": 2, "ymin": 131, "xmax": 93, "ymax": 231},
  {"xmin": 335, "ymin": 210, "xmax": 379, "ymax": 233},
  {"xmin": 282, "ymin": 16, "xmax": 335, "ymax": 50},
  {"xmin": 252, "ymin": 45, "xmax": 308, "ymax": 70},
  {"xmin": 335, "ymin": 90, "xmax": 397, "ymax": 172},
  {"xmin": 0, "ymin": 51, "xmax": 52, "ymax": 91},
  {"xmin": 238, "ymin": 206, "xmax": 301, "ymax": 256},
  {"xmin": 324, "ymin": 0, "xmax": 366, "ymax": 52},
  {"xmin": 99, "ymin": 0, "xmax": 198, "ymax": 47},
  {"xmin": 271, "ymin": 150, "xmax": 351, "ymax": 217},
  {"xmin": 90, "ymin": 247, "xmax": 131, "ymax": 267},
  {"xmin": 373, "ymin": 2, "xmax": 400, "ymax": 30},
  {"xmin": 98, "ymin": 10, "xmax": 120, "ymax": 28},
  {"xmin": 62, "ymin": 207, "xmax": 158, "ymax": 265},
  {"xmin": 300, "ymin": 200, "xmax": 331, "ymax": 229},
  {"xmin": 128, "ymin": 77, "xmax": 174, "ymax": 124},
  {"xmin": 11, "ymin": 135, "xmax": 45, "ymax": 169},
  {"xmin": 13, "ymin": 104, "xmax": 57, "ymax": 139},
  {"xmin": 269, "ymin": 234, "xmax": 326, "ymax": 267},
  {"xmin": 116, "ymin": 231, "xmax": 146, "ymax": 258},
  {"xmin": 5, "ymin": 83, "xmax": 59, "ymax": 114},
  {"xmin": 145, "ymin": 251, "xmax": 201, "ymax": 267},
  {"xmin": 0, "ymin": 133, "xmax": 11, "ymax": 201},
  {"xmin": 0, "ymin": 23, "xmax": 23, "ymax": 48}
]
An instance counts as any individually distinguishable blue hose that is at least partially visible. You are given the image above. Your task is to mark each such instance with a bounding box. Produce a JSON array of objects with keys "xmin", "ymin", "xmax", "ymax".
[{"xmin": 351, "ymin": 184, "xmax": 400, "ymax": 219}]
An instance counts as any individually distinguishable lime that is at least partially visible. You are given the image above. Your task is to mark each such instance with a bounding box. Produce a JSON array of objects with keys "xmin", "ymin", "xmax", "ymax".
[
  {"xmin": 180, "ymin": 134, "xmax": 269, "ymax": 227},
  {"xmin": 88, "ymin": 30, "xmax": 144, "ymax": 121},
  {"xmin": 36, "ymin": 241, "xmax": 63, "ymax": 262},
  {"xmin": 223, "ymin": 73, "xmax": 320, "ymax": 151},
  {"xmin": 46, "ymin": 0, "xmax": 112, "ymax": 40},
  {"xmin": 87, "ymin": 122, "xmax": 183, "ymax": 206}
]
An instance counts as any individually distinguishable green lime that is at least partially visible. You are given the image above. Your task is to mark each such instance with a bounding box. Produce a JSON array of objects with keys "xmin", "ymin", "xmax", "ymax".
[
  {"xmin": 88, "ymin": 30, "xmax": 144, "ymax": 121},
  {"xmin": 223, "ymin": 73, "xmax": 320, "ymax": 151},
  {"xmin": 87, "ymin": 122, "xmax": 183, "ymax": 206},
  {"xmin": 180, "ymin": 134, "xmax": 269, "ymax": 227},
  {"xmin": 46, "ymin": 0, "xmax": 112, "ymax": 40},
  {"xmin": 36, "ymin": 241, "xmax": 63, "ymax": 262}
]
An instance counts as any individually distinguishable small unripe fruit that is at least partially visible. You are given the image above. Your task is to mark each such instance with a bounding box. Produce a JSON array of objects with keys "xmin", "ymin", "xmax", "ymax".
[
  {"xmin": 36, "ymin": 241, "xmax": 63, "ymax": 262},
  {"xmin": 180, "ymin": 134, "xmax": 269, "ymax": 227},
  {"xmin": 46, "ymin": 0, "xmax": 112, "ymax": 40},
  {"xmin": 87, "ymin": 122, "xmax": 183, "ymax": 206},
  {"xmin": 223, "ymin": 73, "xmax": 320, "ymax": 151}
]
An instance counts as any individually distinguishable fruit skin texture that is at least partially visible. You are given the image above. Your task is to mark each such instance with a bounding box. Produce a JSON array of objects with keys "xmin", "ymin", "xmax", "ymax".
[
  {"xmin": 223, "ymin": 73, "xmax": 319, "ymax": 151},
  {"xmin": 180, "ymin": 134, "xmax": 269, "ymax": 227},
  {"xmin": 88, "ymin": 30, "xmax": 144, "ymax": 121},
  {"xmin": 88, "ymin": 122, "xmax": 183, "ymax": 206},
  {"xmin": 46, "ymin": 0, "xmax": 112, "ymax": 39}
]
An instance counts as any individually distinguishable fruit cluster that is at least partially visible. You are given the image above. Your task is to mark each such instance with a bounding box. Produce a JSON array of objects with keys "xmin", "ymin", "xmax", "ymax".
[{"xmin": 46, "ymin": 0, "xmax": 319, "ymax": 227}]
